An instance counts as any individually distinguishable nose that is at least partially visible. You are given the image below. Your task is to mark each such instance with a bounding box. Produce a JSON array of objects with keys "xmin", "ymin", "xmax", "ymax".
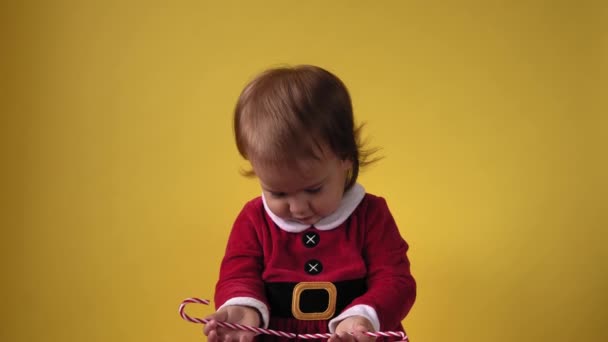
[{"xmin": 289, "ymin": 196, "xmax": 309, "ymax": 217}]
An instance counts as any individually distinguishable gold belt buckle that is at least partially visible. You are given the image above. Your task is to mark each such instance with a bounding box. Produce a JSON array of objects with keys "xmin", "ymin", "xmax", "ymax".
[{"xmin": 291, "ymin": 281, "xmax": 337, "ymax": 320}]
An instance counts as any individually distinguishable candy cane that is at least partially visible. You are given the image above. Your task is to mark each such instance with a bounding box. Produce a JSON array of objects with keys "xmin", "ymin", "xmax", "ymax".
[{"xmin": 179, "ymin": 297, "xmax": 408, "ymax": 341}]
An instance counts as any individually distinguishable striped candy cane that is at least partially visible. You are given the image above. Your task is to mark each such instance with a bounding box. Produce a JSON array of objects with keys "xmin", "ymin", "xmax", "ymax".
[{"xmin": 179, "ymin": 297, "xmax": 408, "ymax": 341}]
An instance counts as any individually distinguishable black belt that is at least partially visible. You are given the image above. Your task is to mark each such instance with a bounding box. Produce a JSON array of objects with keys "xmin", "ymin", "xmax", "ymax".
[{"xmin": 265, "ymin": 278, "xmax": 367, "ymax": 320}]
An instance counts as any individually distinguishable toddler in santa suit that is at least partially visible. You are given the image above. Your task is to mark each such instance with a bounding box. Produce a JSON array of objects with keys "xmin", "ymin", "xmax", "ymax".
[{"xmin": 204, "ymin": 65, "xmax": 416, "ymax": 341}]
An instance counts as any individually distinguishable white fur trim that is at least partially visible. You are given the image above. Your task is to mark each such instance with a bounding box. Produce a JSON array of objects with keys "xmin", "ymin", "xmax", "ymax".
[
  {"xmin": 328, "ymin": 304, "xmax": 380, "ymax": 333},
  {"xmin": 262, "ymin": 183, "xmax": 366, "ymax": 233},
  {"xmin": 217, "ymin": 297, "xmax": 269, "ymax": 329}
]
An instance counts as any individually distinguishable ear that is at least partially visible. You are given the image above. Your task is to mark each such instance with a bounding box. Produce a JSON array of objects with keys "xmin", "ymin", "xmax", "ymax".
[{"xmin": 340, "ymin": 158, "xmax": 353, "ymax": 171}]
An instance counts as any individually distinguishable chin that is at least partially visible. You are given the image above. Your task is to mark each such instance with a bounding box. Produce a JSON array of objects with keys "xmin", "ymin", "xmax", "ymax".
[{"xmin": 291, "ymin": 217, "xmax": 319, "ymax": 225}]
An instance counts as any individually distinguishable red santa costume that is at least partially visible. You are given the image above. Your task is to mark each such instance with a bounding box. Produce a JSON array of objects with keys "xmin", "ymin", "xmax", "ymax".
[{"xmin": 214, "ymin": 184, "xmax": 416, "ymax": 341}]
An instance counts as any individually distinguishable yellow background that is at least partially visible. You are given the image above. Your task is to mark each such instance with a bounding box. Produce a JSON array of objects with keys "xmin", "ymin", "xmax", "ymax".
[{"xmin": 2, "ymin": 1, "xmax": 606, "ymax": 341}]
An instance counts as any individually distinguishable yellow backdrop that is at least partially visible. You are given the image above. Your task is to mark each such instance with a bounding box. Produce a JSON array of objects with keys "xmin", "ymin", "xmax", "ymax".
[{"xmin": 2, "ymin": 1, "xmax": 606, "ymax": 342}]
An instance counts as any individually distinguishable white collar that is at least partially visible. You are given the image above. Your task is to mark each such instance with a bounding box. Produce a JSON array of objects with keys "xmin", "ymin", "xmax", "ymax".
[{"xmin": 262, "ymin": 183, "xmax": 366, "ymax": 233}]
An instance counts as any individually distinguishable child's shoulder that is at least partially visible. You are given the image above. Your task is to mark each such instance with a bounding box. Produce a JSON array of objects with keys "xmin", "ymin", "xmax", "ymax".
[
  {"xmin": 231, "ymin": 196, "xmax": 267, "ymax": 226},
  {"xmin": 241, "ymin": 195, "xmax": 264, "ymax": 212},
  {"xmin": 350, "ymin": 191, "xmax": 391, "ymax": 220},
  {"xmin": 360, "ymin": 191, "xmax": 389, "ymax": 207}
]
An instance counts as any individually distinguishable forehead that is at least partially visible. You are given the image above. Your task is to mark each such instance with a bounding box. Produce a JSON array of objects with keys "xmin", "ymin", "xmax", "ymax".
[{"xmin": 252, "ymin": 158, "xmax": 333, "ymax": 191}]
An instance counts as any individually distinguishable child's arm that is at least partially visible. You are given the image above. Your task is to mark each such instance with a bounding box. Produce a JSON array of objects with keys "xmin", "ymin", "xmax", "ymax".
[
  {"xmin": 213, "ymin": 203, "xmax": 270, "ymax": 328},
  {"xmin": 330, "ymin": 197, "xmax": 416, "ymax": 332}
]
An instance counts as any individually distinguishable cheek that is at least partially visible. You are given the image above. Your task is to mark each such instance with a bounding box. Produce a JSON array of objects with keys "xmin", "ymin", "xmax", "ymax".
[
  {"xmin": 267, "ymin": 198, "xmax": 289, "ymax": 217},
  {"xmin": 312, "ymin": 192, "xmax": 343, "ymax": 216}
]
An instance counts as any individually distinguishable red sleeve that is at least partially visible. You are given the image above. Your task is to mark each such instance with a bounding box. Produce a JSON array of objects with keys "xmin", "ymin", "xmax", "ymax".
[
  {"xmin": 347, "ymin": 197, "xmax": 417, "ymax": 330},
  {"xmin": 214, "ymin": 201, "xmax": 268, "ymax": 309}
]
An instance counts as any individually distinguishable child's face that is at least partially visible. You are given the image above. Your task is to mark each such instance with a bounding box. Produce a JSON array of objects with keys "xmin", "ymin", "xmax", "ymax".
[{"xmin": 252, "ymin": 153, "xmax": 352, "ymax": 226}]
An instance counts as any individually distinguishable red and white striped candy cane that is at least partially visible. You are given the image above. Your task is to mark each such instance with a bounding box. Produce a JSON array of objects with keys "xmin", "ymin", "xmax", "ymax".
[{"xmin": 179, "ymin": 297, "xmax": 408, "ymax": 341}]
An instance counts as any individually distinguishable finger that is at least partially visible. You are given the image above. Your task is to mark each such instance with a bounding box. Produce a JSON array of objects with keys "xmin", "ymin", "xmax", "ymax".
[
  {"xmin": 206, "ymin": 310, "xmax": 228, "ymax": 322},
  {"xmin": 206, "ymin": 321, "xmax": 230, "ymax": 342},
  {"xmin": 328, "ymin": 333, "xmax": 341, "ymax": 342},
  {"xmin": 203, "ymin": 320, "xmax": 217, "ymax": 336},
  {"xmin": 352, "ymin": 328, "xmax": 374, "ymax": 342},
  {"xmin": 353, "ymin": 331, "xmax": 374, "ymax": 342},
  {"xmin": 206, "ymin": 328, "xmax": 218, "ymax": 342},
  {"xmin": 354, "ymin": 327, "xmax": 376, "ymax": 342},
  {"xmin": 338, "ymin": 331, "xmax": 355, "ymax": 342},
  {"xmin": 239, "ymin": 332, "xmax": 255, "ymax": 342}
]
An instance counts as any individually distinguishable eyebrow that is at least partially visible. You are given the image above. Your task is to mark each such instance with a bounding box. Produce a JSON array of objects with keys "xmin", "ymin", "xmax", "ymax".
[{"xmin": 262, "ymin": 179, "xmax": 326, "ymax": 193}]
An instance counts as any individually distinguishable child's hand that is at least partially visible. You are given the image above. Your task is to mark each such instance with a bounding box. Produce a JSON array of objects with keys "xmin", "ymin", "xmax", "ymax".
[
  {"xmin": 329, "ymin": 316, "xmax": 376, "ymax": 342},
  {"xmin": 203, "ymin": 305, "xmax": 260, "ymax": 342}
]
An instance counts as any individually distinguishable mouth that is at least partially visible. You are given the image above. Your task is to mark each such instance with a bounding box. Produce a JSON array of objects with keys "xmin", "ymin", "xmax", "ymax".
[{"xmin": 292, "ymin": 216, "xmax": 315, "ymax": 224}]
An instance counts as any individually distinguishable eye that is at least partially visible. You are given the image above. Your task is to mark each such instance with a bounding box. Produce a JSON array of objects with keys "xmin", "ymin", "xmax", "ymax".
[
  {"xmin": 305, "ymin": 186, "xmax": 322, "ymax": 194},
  {"xmin": 270, "ymin": 192, "xmax": 287, "ymax": 198}
]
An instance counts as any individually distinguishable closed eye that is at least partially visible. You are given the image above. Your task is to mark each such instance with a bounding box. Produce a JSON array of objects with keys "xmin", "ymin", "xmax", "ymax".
[
  {"xmin": 305, "ymin": 186, "xmax": 322, "ymax": 194},
  {"xmin": 270, "ymin": 192, "xmax": 286, "ymax": 198}
]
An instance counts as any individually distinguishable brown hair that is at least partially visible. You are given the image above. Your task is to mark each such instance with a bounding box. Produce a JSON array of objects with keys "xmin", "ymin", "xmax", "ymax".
[{"xmin": 234, "ymin": 65, "xmax": 379, "ymax": 191}]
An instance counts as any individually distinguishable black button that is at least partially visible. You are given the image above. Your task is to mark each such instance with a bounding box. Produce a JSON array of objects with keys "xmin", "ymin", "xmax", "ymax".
[
  {"xmin": 302, "ymin": 232, "xmax": 320, "ymax": 248},
  {"xmin": 305, "ymin": 259, "xmax": 323, "ymax": 275}
]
